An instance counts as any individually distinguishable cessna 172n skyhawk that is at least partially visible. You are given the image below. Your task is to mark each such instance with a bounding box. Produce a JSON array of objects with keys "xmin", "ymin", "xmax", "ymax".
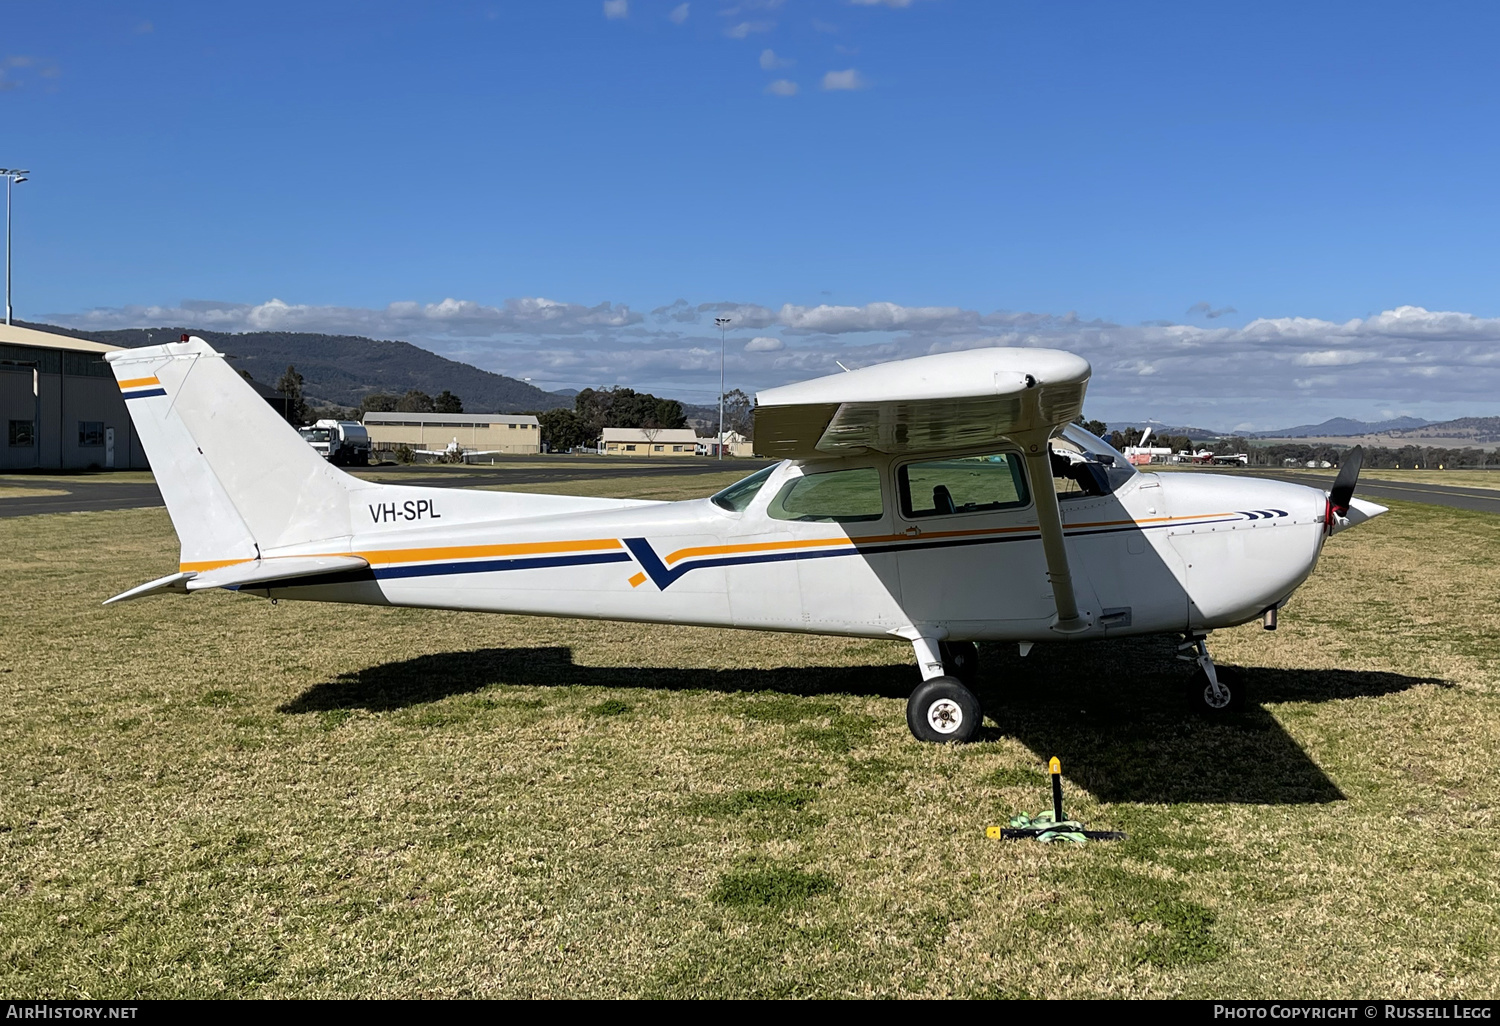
[{"xmin": 105, "ymin": 337, "xmax": 1384, "ymax": 742}]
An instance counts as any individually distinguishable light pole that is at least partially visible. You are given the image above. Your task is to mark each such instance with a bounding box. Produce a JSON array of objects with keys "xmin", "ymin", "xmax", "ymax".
[
  {"xmin": 2, "ymin": 169, "xmax": 31, "ymax": 326},
  {"xmin": 714, "ymin": 316, "xmax": 731, "ymax": 460}
]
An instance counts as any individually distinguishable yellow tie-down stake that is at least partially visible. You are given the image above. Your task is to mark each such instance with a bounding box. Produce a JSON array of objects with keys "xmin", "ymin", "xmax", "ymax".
[{"xmin": 985, "ymin": 757, "xmax": 1126, "ymax": 842}]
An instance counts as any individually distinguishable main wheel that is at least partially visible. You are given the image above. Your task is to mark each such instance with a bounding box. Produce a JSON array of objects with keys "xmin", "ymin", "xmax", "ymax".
[
  {"xmin": 939, "ymin": 640, "xmax": 979, "ymax": 685},
  {"xmin": 907, "ymin": 676, "xmax": 982, "ymax": 743},
  {"xmin": 1186, "ymin": 666, "xmax": 1245, "ymax": 720}
]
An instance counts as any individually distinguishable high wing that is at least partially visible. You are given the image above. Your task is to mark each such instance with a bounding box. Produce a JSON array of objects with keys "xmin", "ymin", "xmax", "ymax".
[
  {"xmin": 753, "ymin": 347, "xmax": 1094, "ymax": 633},
  {"xmin": 753, "ymin": 348, "xmax": 1090, "ymax": 460}
]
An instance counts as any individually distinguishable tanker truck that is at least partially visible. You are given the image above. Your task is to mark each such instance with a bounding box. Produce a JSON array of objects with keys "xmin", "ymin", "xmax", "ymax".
[{"xmin": 298, "ymin": 419, "xmax": 371, "ymax": 466}]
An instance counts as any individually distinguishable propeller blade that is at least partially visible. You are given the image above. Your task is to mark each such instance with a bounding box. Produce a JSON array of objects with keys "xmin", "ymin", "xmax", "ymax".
[{"xmin": 1329, "ymin": 445, "xmax": 1363, "ymax": 513}]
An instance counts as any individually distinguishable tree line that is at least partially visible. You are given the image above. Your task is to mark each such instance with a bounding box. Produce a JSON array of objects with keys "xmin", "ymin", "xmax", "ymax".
[{"xmin": 535, "ymin": 386, "xmax": 689, "ymax": 452}]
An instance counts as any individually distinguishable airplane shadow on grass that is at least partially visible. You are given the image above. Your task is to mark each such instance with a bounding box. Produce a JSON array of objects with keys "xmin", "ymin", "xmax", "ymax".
[{"xmin": 280, "ymin": 635, "xmax": 1447, "ymax": 806}]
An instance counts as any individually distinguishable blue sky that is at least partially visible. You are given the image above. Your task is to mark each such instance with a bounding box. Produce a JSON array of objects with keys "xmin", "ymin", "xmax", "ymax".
[{"xmin": 6, "ymin": 1, "xmax": 1500, "ymax": 428}]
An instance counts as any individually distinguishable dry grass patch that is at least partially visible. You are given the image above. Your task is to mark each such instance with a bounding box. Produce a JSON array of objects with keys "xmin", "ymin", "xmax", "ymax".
[
  {"xmin": 0, "ymin": 486, "xmax": 70, "ymax": 499},
  {"xmin": 1, "ymin": 480, "xmax": 1498, "ymax": 998}
]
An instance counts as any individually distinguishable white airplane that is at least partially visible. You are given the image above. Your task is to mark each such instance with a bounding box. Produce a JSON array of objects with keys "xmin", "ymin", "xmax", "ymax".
[
  {"xmin": 105, "ymin": 337, "xmax": 1385, "ymax": 742},
  {"xmin": 416, "ymin": 437, "xmax": 502, "ymax": 463}
]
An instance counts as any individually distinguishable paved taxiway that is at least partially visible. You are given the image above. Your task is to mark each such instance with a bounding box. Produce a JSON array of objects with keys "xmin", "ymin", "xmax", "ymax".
[
  {"xmin": 5, "ymin": 461, "xmax": 1500, "ymax": 518},
  {"xmin": 1195, "ymin": 469, "xmax": 1500, "ymax": 516},
  {"xmin": 0, "ymin": 458, "xmax": 747, "ymax": 519}
]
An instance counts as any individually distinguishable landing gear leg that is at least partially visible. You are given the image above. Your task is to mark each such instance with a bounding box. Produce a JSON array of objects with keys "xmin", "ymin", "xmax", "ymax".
[
  {"xmin": 905, "ymin": 635, "xmax": 981, "ymax": 743},
  {"xmin": 1178, "ymin": 633, "xmax": 1243, "ymax": 718}
]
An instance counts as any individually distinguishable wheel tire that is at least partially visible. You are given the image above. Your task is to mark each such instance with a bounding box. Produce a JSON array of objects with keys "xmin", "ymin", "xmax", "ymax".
[
  {"xmin": 907, "ymin": 676, "xmax": 982, "ymax": 743},
  {"xmin": 1186, "ymin": 665, "xmax": 1245, "ymax": 720},
  {"xmin": 939, "ymin": 640, "xmax": 979, "ymax": 686}
]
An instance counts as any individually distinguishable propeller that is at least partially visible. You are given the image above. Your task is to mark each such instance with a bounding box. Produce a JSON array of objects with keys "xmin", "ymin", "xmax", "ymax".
[{"xmin": 1329, "ymin": 445, "xmax": 1363, "ymax": 515}]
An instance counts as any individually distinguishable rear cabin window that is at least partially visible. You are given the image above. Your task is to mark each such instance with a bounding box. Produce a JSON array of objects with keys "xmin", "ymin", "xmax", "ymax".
[
  {"xmin": 768, "ymin": 467, "xmax": 884, "ymax": 523},
  {"xmin": 899, "ymin": 453, "xmax": 1030, "ymax": 518}
]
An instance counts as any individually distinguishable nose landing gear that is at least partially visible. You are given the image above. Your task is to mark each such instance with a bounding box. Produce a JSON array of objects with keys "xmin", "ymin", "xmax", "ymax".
[{"xmin": 1179, "ymin": 633, "xmax": 1244, "ymax": 718}]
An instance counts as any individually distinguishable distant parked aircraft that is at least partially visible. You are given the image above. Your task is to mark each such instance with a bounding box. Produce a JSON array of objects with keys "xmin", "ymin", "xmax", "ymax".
[{"xmin": 416, "ymin": 437, "xmax": 503, "ymax": 463}]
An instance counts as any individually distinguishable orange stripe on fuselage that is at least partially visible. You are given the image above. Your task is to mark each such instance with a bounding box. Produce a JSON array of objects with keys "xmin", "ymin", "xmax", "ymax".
[
  {"xmin": 179, "ymin": 538, "xmax": 622, "ymax": 575},
  {"xmin": 660, "ymin": 513, "xmax": 1238, "ymax": 566},
  {"xmin": 118, "ymin": 376, "xmax": 161, "ymax": 389},
  {"xmin": 180, "ymin": 557, "xmax": 252, "ymax": 572},
  {"xmin": 178, "ymin": 513, "xmax": 1238, "ymax": 577},
  {"xmin": 664, "ymin": 536, "xmax": 854, "ymax": 565},
  {"xmin": 354, "ymin": 538, "xmax": 621, "ymax": 566}
]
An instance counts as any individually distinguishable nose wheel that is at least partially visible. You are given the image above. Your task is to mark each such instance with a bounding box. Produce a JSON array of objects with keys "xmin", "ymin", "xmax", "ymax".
[{"xmin": 1179, "ymin": 634, "xmax": 1245, "ymax": 719}]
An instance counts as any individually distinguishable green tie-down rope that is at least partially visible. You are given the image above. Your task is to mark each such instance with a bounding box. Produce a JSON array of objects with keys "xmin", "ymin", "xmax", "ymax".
[
  {"xmin": 986, "ymin": 812, "xmax": 1125, "ymax": 843},
  {"xmin": 1008, "ymin": 811, "xmax": 1088, "ymax": 844}
]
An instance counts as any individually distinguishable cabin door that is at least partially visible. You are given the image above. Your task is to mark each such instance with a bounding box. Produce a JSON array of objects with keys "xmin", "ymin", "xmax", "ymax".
[{"xmin": 892, "ymin": 451, "xmax": 1061, "ymax": 632}]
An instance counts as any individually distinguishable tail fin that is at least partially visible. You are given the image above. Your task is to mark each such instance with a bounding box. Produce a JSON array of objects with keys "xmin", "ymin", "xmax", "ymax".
[{"xmin": 107, "ymin": 337, "xmax": 356, "ymax": 568}]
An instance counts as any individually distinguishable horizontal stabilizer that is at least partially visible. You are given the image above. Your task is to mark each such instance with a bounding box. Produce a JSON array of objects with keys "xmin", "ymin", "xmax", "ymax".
[
  {"xmin": 186, "ymin": 555, "xmax": 371, "ymax": 591},
  {"xmin": 103, "ymin": 571, "xmax": 196, "ymax": 605}
]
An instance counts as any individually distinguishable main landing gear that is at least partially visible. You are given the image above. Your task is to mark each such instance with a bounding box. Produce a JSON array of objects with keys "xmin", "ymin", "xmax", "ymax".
[
  {"xmin": 905, "ymin": 638, "xmax": 983, "ymax": 743},
  {"xmin": 1179, "ymin": 633, "xmax": 1244, "ymax": 719}
]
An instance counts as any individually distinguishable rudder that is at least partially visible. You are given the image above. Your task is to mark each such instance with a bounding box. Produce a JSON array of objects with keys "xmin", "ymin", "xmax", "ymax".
[{"xmin": 107, "ymin": 336, "xmax": 356, "ymax": 567}]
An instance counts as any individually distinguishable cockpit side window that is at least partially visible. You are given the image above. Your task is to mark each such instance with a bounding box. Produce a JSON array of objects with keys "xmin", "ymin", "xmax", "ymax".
[
  {"xmin": 898, "ymin": 453, "xmax": 1030, "ymax": 518},
  {"xmin": 711, "ymin": 464, "xmax": 777, "ymax": 512}
]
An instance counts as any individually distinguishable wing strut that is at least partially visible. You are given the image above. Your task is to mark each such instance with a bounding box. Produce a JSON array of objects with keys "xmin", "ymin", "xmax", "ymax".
[{"xmin": 1018, "ymin": 431, "xmax": 1089, "ymax": 634}]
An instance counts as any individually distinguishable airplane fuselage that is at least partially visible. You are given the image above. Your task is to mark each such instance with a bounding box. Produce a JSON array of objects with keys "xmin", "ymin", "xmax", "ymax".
[{"xmin": 246, "ymin": 456, "xmax": 1331, "ymax": 643}]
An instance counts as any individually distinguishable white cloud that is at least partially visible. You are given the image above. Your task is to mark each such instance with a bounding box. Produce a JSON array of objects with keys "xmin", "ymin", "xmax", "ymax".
[
  {"xmin": 849, "ymin": 0, "xmax": 927, "ymax": 6},
  {"xmin": 603, "ymin": 0, "xmax": 628, "ymax": 20},
  {"xmin": 759, "ymin": 48, "xmax": 791, "ymax": 70},
  {"xmin": 821, "ymin": 68, "xmax": 869, "ymax": 91},
  {"xmin": 778, "ymin": 301, "xmax": 974, "ymax": 333},
  {"xmin": 50, "ymin": 300, "xmax": 1500, "ymax": 428},
  {"xmin": 764, "ymin": 79, "xmax": 798, "ymax": 97},
  {"xmin": 62, "ymin": 296, "xmax": 644, "ymax": 336},
  {"xmin": 725, "ymin": 21, "xmax": 774, "ymax": 38},
  {"xmin": 668, "ymin": 3, "xmax": 689, "ymax": 23}
]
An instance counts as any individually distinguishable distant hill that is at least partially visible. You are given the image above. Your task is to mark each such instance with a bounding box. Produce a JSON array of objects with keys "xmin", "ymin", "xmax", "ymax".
[
  {"xmin": 1112, "ymin": 416, "xmax": 1437, "ymax": 440},
  {"xmin": 1377, "ymin": 416, "xmax": 1500, "ymax": 444},
  {"xmin": 26, "ymin": 321, "xmax": 570, "ymax": 414},
  {"xmin": 1109, "ymin": 421, "xmax": 1227, "ymax": 439},
  {"xmin": 1250, "ymin": 416, "xmax": 1432, "ymax": 438},
  {"xmin": 1244, "ymin": 415, "xmax": 1500, "ymax": 451}
]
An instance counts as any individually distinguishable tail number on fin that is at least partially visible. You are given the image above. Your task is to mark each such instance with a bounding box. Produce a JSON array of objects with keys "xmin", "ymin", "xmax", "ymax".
[{"xmin": 369, "ymin": 500, "xmax": 442, "ymax": 524}]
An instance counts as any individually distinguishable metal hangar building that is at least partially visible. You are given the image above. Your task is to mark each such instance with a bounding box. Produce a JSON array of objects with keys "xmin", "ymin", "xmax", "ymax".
[{"xmin": 0, "ymin": 323, "xmax": 150, "ymax": 470}]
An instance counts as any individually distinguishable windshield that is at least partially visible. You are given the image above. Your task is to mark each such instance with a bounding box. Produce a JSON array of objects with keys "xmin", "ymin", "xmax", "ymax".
[
  {"xmin": 711, "ymin": 464, "xmax": 777, "ymax": 512},
  {"xmin": 299, "ymin": 428, "xmax": 334, "ymax": 443}
]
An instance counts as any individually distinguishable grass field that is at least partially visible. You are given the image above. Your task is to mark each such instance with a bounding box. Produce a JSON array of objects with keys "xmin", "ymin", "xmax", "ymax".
[
  {"xmin": 0, "ymin": 472, "xmax": 157, "ymax": 486},
  {"xmin": 2, "ymin": 472, "xmax": 1498, "ymax": 999}
]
